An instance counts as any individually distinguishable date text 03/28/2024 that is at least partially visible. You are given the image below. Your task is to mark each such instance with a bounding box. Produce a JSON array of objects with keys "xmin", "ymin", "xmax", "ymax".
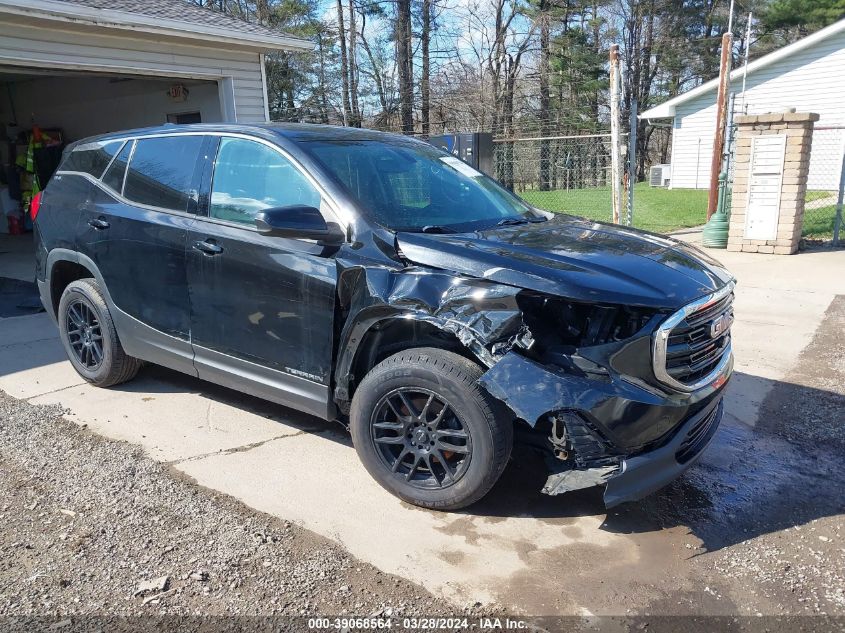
[{"xmin": 307, "ymin": 617, "xmax": 530, "ymax": 629}]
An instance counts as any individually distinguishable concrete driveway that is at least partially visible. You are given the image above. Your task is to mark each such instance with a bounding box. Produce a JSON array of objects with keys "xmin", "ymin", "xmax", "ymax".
[{"xmin": 2, "ymin": 232, "xmax": 844, "ymax": 615}]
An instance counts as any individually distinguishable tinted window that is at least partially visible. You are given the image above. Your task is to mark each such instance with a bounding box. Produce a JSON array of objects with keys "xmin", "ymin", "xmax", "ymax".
[
  {"xmin": 124, "ymin": 136, "xmax": 203, "ymax": 212},
  {"xmin": 300, "ymin": 139, "xmax": 539, "ymax": 232},
  {"xmin": 209, "ymin": 137, "xmax": 321, "ymax": 225},
  {"xmin": 62, "ymin": 140, "xmax": 123, "ymax": 178},
  {"xmin": 101, "ymin": 141, "xmax": 133, "ymax": 193}
]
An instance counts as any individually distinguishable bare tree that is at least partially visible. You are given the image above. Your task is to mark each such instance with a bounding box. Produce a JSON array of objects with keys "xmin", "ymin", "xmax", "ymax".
[
  {"xmin": 420, "ymin": 0, "xmax": 432, "ymax": 137},
  {"xmin": 537, "ymin": 0, "xmax": 551, "ymax": 189},
  {"xmin": 336, "ymin": 0, "xmax": 353, "ymax": 125},
  {"xmin": 395, "ymin": 0, "xmax": 414, "ymax": 133},
  {"xmin": 348, "ymin": 0, "xmax": 362, "ymax": 126}
]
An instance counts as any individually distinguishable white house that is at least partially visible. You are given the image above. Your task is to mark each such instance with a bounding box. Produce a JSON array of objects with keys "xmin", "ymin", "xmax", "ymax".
[
  {"xmin": 640, "ymin": 18, "xmax": 845, "ymax": 191},
  {"xmin": 0, "ymin": 0, "xmax": 312, "ymax": 140}
]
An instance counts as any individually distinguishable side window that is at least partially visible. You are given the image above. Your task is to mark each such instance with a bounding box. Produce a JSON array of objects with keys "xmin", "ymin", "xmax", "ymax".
[
  {"xmin": 124, "ymin": 136, "xmax": 204, "ymax": 212},
  {"xmin": 101, "ymin": 141, "xmax": 133, "ymax": 193},
  {"xmin": 62, "ymin": 140, "xmax": 123, "ymax": 178},
  {"xmin": 209, "ymin": 137, "xmax": 321, "ymax": 225}
]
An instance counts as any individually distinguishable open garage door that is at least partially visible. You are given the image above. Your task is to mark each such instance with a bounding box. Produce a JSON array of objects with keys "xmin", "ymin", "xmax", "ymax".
[
  {"xmin": 0, "ymin": 66, "xmax": 224, "ymax": 233},
  {"xmin": 0, "ymin": 67, "xmax": 223, "ymax": 140}
]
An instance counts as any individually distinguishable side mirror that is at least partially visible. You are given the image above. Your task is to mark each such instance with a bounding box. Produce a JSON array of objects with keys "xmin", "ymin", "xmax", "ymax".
[{"xmin": 255, "ymin": 205, "xmax": 345, "ymax": 244}]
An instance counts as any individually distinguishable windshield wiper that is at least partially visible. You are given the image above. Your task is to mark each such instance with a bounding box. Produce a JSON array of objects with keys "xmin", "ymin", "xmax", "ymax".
[
  {"xmin": 495, "ymin": 217, "xmax": 534, "ymax": 227},
  {"xmin": 494, "ymin": 215, "xmax": 548, "ymax": 227},
  {"xmin": 495, "ymin": 218, "xmax": 527, "ymax": 226},
  {"xmin": 420, "ymin": 225, "xmax": 454, "ymax": 233}
]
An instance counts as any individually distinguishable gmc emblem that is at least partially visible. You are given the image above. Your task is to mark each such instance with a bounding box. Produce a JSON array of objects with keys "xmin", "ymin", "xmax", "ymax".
[{"xmin": 710, "ymin": 312, "xmax": 733, "ymax": 339}]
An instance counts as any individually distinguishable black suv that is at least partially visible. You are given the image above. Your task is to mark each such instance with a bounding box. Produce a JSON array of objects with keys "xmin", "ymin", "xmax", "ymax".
[{"xmin": 33, "ymin": 124, "xmax": 734, "ymax": 510}]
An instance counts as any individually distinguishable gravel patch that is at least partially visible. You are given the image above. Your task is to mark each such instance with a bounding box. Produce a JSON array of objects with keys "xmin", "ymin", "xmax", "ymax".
[
  {"xmin": 0, "ymin": 391, "xmax": 493, "ymax": 620},
  {"xmin": 695, "ymin": 296, "xmax": 845, "ymax": 616}
]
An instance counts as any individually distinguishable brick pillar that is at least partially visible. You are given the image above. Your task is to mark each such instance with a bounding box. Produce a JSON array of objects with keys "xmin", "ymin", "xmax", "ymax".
[{"xmin": 727, "ymin": 111, "xmax": 818, "ymax": 254}]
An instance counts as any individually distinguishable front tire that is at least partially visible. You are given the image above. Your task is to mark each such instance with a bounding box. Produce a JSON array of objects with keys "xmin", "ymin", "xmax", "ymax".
[
  {"xmin": 350, "ymin": 348, "xmax": 512, "ymax": 510},
  {"xmin": 58, "ymin": 278, "xmax": 141, "ymax": 387}
]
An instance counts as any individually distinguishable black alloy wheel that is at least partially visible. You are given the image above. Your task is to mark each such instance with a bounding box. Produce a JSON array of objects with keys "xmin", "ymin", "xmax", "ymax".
[
  {"xmin": 58, "ymin": 278, "xmax": 141, "ymax": 387},
  {"xmin": 350, "ymin": 347, "xmax": 513, "ymax": 510},
  {"xmin": 65, "ymin": 299, "xmax": 104, "ymax": 370},
  {"xmin": 371, "ymin": 388, "xmax": 472, "ymax": 489}
]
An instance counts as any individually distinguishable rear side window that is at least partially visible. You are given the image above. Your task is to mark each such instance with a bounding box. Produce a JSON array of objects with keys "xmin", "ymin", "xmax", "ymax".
[
  {"xmin": 62, "ymin": 140, "xmax": 123, "ymax": 178},
  {"xmin": 124, "ymin": 136, "xmax": 203, "ymax": 212},
  {"xmin": 101, "ymin": 141, "xmax": 133, "ymax": 193}
]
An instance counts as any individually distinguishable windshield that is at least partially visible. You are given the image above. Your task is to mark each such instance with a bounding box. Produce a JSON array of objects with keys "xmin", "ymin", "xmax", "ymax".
[{"xmin": 297, "ymin": 138, "xmax": 544, "ymax": 232}]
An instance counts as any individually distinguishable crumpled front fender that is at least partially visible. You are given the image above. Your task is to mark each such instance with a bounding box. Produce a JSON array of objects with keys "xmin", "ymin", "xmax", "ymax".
[
  {"xmin": 478, "ymin": 352, "xmax": 610, "ymax": 428},
  {"xmin": 333, "ymin": 266, "xmax": 532, "ymax": 406}
]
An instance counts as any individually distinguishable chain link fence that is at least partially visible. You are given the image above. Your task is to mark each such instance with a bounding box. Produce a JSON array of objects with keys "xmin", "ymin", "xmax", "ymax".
[
  {"xmin": 494, "ymin": 124, "xmax": 844, "ymax": 243},
  {"xmin": 493, "ymin": 134, "xmax": 615, "ymax": 222},
  {"xmin": 494, "ymin": 133, "xmax": 710, "ymax": 234},
  {"xmin": 805, "ymin": 126, "xmax": 844, "ymax": 244}
]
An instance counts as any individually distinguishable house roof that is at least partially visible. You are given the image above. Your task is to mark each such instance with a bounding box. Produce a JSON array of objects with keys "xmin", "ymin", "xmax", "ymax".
[
  {"xmin": 0, "ymin": 0, "xmax": 313, "ymax": 52},
  {"xmin": 640, "ymin": 18, "xmax": 845, "ymax": 119}
]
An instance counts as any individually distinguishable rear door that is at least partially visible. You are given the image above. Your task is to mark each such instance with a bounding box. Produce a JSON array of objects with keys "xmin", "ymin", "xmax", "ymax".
[
  {"xmin": 37, "ymin": 140, "xmax": 121, "ymax": 280},
  {"xmin": 80, "ymin": 134, "xmax": 209, "ymax": 374},
  {"xmin": 186, "ymin": 135, "xmax": 340, "ymax": 418}
]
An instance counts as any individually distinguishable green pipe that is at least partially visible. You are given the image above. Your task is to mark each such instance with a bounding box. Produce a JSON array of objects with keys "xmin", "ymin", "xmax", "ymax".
[{"xmin": 702, "ymin": 172, "xmax": 730, "ymax": 249}]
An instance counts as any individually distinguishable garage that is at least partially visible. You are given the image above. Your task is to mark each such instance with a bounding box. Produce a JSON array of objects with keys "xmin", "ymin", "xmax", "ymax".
[{"xmin": 0, "ymin": 0, "xmax": 310, "ymax": 237}]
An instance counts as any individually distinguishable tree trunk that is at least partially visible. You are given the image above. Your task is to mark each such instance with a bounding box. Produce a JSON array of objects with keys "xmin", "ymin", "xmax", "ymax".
[
  {"xmin": 421, "ymin": 0, "xmax": 431, "ymax": 137},
  {"xmin": 538, "ymin": 0, "xmax": 551, "ymax": 191},
  {"xmin": 317, "ymin": 33, "xmax": 330, "ymax": 124},
  {"xmin": 256, "ymin": 0, "xmax": 269, "ymax": 23},
  {"xmin": 336, "ymin": 0, "xmax": 352, "ymax": 126},
  {"xmin": 348, "ymin": 0, "xmax": 361, "ymax": 127},
  {"xmin": 396, "ymin": 0, "xmax": 414, "ymax": 133}
]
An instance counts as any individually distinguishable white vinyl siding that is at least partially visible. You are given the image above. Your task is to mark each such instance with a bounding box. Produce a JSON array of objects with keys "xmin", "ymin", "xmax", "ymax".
[
  {"xmin": 668, "ymin": 27, "xmax": 845, "ymax": 190},
  {"xmin": 0, "ymin": 17, "xmax": 269, "ymax": 123}
]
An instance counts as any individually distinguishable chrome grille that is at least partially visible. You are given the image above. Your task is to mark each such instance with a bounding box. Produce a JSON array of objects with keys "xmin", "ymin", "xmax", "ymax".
[{"xmin": 653, "ymin": 282, "xmax": 735, "ymax": 392}]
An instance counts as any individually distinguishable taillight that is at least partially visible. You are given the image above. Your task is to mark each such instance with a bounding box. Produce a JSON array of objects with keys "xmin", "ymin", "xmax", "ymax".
[{"xmin": 30, "ymin": 192, "xmax": 43, "ymax": 221}]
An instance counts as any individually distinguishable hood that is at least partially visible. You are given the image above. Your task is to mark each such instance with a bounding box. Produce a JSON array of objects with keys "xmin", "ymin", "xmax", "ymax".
[{"xmin": 396, "ymin": 215, "xmax": 734, "ymax": 310}]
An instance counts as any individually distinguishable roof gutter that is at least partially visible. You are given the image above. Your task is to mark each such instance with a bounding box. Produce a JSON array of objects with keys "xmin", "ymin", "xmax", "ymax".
[{"xmin": 0, "ymin": 0, "xmax": 314, "ymax": 52}]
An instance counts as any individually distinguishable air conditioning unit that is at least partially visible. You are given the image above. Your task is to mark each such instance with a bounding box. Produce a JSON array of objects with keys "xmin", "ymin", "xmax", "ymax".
[{"xmin": 649, "ymin": 164, "xmax": 671, "ymax": 187}]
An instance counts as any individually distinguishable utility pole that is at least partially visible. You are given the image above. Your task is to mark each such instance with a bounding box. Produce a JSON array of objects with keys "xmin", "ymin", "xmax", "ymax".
[
  {"xmin": 707, "ymin": 32, "xmax": 732, "ymax": 220},
  {"xmin": 609, "ymin": 44, "xmax": 623, "ymax": 224}
]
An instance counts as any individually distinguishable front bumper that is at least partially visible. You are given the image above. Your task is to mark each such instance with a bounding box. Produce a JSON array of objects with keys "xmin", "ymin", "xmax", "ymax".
[
  {"xmin": 603, "ymin": 397, "xmax": 722, "ymax": 507},
  {"xmin": 479, "ymin": 351, "xmax": 729, "ymax": 506}
]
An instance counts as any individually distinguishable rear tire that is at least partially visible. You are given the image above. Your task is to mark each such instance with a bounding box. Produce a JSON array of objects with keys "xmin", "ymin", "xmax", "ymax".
[
  {"xmin": 58, "ymin": 278, "xmax": 141, "ymax": 387},
  {"xmin": 350, "ymin": 347, "xmax": 512, "ymax": 510}
]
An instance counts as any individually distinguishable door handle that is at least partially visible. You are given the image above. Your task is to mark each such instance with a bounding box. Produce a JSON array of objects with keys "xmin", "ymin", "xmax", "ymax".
[
  {"xmin": 193, "ymin": 239, "xmax": 224, "ymax": 255},
  {"xmin": 87, "ymin": 218, "xmax": 110, "ymax": 230}
]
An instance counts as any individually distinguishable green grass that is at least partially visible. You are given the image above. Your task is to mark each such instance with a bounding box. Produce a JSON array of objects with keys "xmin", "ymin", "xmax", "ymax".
[
  {"xmin": 802, "ymin": 203, "xmax": 840, "ymax": 239},
  {"xmin": 519, "ymin": 183, "xmax": 709, "ymax": 234},
  {"xmin": 803, "ymin": 191, "xmax": 841, "ymax": 239},
  {"xmin": 518, "ymin": 183, "xmax": 842, "ymax": 238}
]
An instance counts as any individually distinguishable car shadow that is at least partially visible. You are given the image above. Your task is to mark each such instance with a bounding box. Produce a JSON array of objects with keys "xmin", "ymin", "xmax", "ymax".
[
  {"xmin": 114, "ymin": 363, "xmax": 352, "ymax": 444},
  {"xmin": 0, "ymin": 276, "xmax": 45, "ymax": 318}
]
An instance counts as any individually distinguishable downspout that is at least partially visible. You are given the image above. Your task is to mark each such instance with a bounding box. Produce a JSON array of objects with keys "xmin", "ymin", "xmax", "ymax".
[{"xmin": 259, "ymin": 52, "xmax": 271, "ymax": 123}]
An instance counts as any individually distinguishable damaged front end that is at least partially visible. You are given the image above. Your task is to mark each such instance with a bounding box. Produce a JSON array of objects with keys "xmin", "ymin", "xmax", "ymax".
[
  {"xmin": 476, "ymin": 285, "xmax": 732, "ymax": 507},
  {"xmin": 334, "ymin": 237, "xmax": 732, "ymax": 508}
]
